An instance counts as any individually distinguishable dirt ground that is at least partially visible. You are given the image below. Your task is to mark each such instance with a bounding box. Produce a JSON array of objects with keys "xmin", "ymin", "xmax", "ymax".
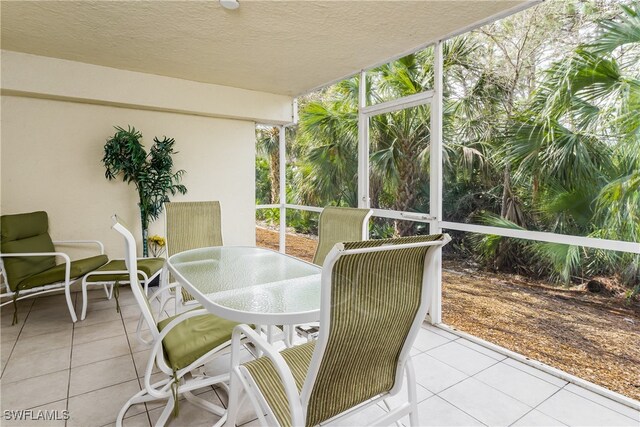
[{"xmin": 256, "ymin": 227, "xmax": 640, "ymax": 401}]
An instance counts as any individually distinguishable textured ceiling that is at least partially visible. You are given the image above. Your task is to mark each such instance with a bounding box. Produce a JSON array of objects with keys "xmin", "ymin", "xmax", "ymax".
[{"xmin": 1, "ymin": 1, "xmax": 532, "ymax": 96}]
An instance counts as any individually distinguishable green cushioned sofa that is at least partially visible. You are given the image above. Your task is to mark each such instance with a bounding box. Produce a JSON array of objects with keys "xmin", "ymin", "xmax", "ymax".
[{"xmin": 0, "ymin": 211, "xmax": 108, "ymax": 323}]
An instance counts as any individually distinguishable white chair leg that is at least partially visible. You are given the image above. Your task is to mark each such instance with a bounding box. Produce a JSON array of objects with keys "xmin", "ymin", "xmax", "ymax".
[
  {"xmin": 406, "ymin": 360, "xmax": 419, "ymax": 427},
  {"xmin": 81, "ymin": 279, "xmax": 89, "ymax": 321},
  {"xmin": 226, "ymin": 370, "xmax": 241, "ymax": 427},
  {"xmin": 65, "ymin": 283, "xmax": 77, "ymax": 323},
  {"xmin": 105, "ymin": 283, "xmax": 114, "ymax": 299}
]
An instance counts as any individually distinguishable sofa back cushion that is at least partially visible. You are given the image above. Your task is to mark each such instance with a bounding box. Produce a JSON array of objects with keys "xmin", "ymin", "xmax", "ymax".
[{"xmin": 1, "ymin": 211, "xmax": 56, "ymax": 290}]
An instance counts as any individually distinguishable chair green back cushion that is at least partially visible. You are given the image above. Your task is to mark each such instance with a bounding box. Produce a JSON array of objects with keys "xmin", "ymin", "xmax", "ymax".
[
  {"xmin": 84, "ymin": 258, "xmax": 164, "ymax": 283},
  {"xmin": 243, "ymin": 341, "xmax": 316, "ymax": 427},
  {"xmin": 306, "ymin": 234, "xmax": 444, "ymax": 427},
  {"xmin": 19, "ymin": 255, "xmax": 108, "ymax": 290},
  {"xmin": 158, "ymin": 311, "xmax": 239, "ymax": 371},
  {"xmin": 1, "ymin": 211, "xmax": 56, "ymax": 291},
  {"xmin": 165, "ymin": 201, "xmax": 223, "ymax": 256},
  {"xmin": 312, "ymin": 207, "xmax": 370, "ymax": 266}
]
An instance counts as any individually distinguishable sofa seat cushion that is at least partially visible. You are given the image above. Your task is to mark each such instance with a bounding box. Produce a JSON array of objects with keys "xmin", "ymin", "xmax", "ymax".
[{"xmin": 17, "ymin": 255, "xmax": 109, "ymax": 290}]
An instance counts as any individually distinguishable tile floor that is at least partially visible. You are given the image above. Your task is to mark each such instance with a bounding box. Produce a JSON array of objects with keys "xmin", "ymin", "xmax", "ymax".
[{"xmin": 1, "ymin": 287, "xmax": 639, "ymax": 427}]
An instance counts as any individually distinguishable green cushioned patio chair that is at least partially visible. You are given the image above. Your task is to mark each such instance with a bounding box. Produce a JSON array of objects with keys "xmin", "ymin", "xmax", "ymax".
[
  {"xmin": 0, "ymin": 211, "xmax": 109, "ymax": 323},
  {"xmin": 111, "ymin": 216, "xmax": 240, "ymax": 427},
  {"xmin": 80, "ymin": 256, "xmax": 165, "ymax": 321},
  {"xmin": 312, "ymin": 206, "xmax": 373, "ymax": 266},
  {"xmin": 165, "ymin": 201, "xmax": 223, "ymax": 310},
  {"xmin": 227, "ymin": 233, "xmax": 451, "ymax": 427}
]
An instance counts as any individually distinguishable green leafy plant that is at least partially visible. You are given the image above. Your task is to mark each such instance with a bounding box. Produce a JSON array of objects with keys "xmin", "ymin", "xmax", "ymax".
[{"xmin": 103, "ymin": 126, "xmax": 187, "ymax": 256}]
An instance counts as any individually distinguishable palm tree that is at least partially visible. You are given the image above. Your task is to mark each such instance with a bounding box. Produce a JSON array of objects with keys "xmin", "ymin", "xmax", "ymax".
[
  {"xmin": 296, "ymin": 38, "xmax": 490, "ymax": 236},
  {"xmin": 256, "ymin": 126, "xmax": 280, "ymax": 204},
  {"xmin": 492, "ymin": 3, "xmax": 640, "ymax": 284}
]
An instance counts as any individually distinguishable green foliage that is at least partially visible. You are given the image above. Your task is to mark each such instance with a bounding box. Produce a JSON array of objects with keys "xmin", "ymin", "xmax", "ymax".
[
  {"xmin": 103, "ymin": 126, "xmax": 187, "ymax": 256},
  {"xmin": 255, "ymin": 1, "xmax": 640, "ymax": 294},
  {"xmin": 255, "ymin": 158, "xmax": 271, "ymax": 205}
]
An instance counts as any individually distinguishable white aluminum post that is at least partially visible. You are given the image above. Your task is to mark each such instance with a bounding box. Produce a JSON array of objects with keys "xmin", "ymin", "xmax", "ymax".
[
  {"xmin": 428, "ymin": 41, "xmax": 444, "ymax": 324},
  {"xmin": 279, "ymin": 125, "xmax": 286, "ymax": 253},
  {"xmin": 357, "ymin": 70, "xmax": 370, "ymax": 208}
]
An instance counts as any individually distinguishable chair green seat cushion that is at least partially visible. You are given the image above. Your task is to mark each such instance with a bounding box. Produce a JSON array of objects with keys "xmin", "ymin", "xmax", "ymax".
[
  {"xmin": 85, "ymin": 258, "xmax": 164, "ymax": 283},
  {"xmin": 158, "ymin": 311, "xmax": 239, "ymax": 371},
  {"xmin": 17, "ymin": 255, "xmax": 109, "ymax": 290},
  {"xmin": 242, "ymin": 341, "xmax": 316, "ymax": 427}
]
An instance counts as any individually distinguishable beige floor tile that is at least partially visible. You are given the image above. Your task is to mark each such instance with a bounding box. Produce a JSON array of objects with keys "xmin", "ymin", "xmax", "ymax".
[
  {"xmin": 127, "ymin": 333, "xmax": 153, "ymax": 354},
  {"xmin": 124, "ymin": 317, "xmax": 151, "ymax": 336},
  {"xmin": 82, "ymin": 297, "xmax": 119, "ymax": 313},
  {"xmin": 1, "ymin": 351, "xmax": 10, "ymax": 374},
  {"xmin": 72, "ymin": 334, "xmax": 131, "ymax": 367},
  {"xmin": 31, "ymin": 294, "xmax": 71, "ymax": 308},
  {"xmin": 1, "ymin": 301, "xmax": 33, "ymax": 321},
  {"xmin": 86, "ymin": 288, "xmax": 114, "ymax": 300},
  {"xmin": 69, "ymin": 354, "xmax": 137, "ymax": 396},
  {"xmin": 536, "ymin": 389, "xmax": 639, "ymax": 427},
  {"xmin": 109, "ymin": 411, "xmax": 151, "ymax": 427},
  {"xmin": 2, "ymin": 313, "xmax": 23, "ymax": 329},
  {"xmin": 563, "ymin": 383, "xmax": 640, "ymax": 420},
  {"xmin": 0, "ymin": 398, "xmax": 68, "ymax": 427},
  {"xmin": 20, "ymin": 316, "xmax": 73, "ymax": 339},
  {"xmin": 132, "ymin": 350, "xmax": 161, "ymax": 378},
  {"xmin": 67, "ymin": 379, "xmax": 146, "ymax": 427},
  {"xmin": 2, "ymin": 346, "xmax": 70, "ymax": 382},
  {"xmin": 1, "ymin": 339, "xmax": 17, "ymax": 360},
  {"xmin": 401, "ymin": 395, "xmax": 484, "ymax": 426},
  {"xmin": 74, "ymin": 319, "xmax": 125, "ymax": 344},
  {"xmin": 26, "ymin": 304, "xmax": 74, "ymax": 322},
  {"xmin": 119, "ymin": 304, "xmax": 143, "ymax": 320},
  {"xmin": 11, "ymin": 328, "xmax": 72, "ymax": 358},
  {"xmin": 1, "ymin": 370, "xmax": 69, "ymax": 411},
  {"xmin": 114, "ymin": 292, "xmax": 139, "ymax": 307},
  {"xmin": 1, "ymin": 325, "xmax": 22, "ymax": 343},
  {"xmin": 438, "ymin": 377, "xmax": 531, "ymax": 426},
  {"xmin": 148, "ymin": 390, "xmax": 224, "ymax": 427},
  {"xmin": 77, "ymin": 307, "xmax": 122, "ymax": 327}
]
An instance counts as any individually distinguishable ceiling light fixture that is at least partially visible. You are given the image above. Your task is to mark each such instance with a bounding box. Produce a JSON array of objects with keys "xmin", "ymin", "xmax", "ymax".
[{"xmin": 220, "ymin": 0, "xmax": 239, "ymax": 10}]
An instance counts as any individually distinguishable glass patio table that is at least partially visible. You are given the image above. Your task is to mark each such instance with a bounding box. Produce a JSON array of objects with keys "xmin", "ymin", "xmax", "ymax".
[{"xmin": 167, "ymin": 246, "xmax": 322, "ymax": 325}]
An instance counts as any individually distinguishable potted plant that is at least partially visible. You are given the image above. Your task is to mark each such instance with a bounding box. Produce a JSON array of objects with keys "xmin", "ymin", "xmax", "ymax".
[{"xmin": 102, "ymin": 126, "xmax": 187, "ymax": 257}]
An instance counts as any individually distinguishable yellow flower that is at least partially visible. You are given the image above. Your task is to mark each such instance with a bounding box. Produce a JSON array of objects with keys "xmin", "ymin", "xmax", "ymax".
[{"xmin": 148, "ymin": 235, "xmax": 166, "ymax": 247}]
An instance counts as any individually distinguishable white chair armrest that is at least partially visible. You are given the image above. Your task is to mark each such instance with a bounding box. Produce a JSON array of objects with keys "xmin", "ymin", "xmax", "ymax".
[
  {"xmin": 52, "ymin": 240, "xmax": 105, "ymax": 254},
  {"xmin": 0, "ymin": 251, "xmax": 72, "ymax": 284}
]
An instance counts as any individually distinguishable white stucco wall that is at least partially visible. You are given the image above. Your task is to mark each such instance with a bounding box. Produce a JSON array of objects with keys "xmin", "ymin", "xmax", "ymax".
[{"xmin": 0, "ymin": 52, "xmax": 293, "ymax": 258}]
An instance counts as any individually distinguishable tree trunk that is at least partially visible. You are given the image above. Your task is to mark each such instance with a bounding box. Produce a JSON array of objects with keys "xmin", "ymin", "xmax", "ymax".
[
  {"xmin": 142, "ymin": 228, "xmax": 149, "ymax": 258},
  {"xmin": 140, "ymin": 206, "xmax": 149, "ymax": 258},
  {"xmin": 269, "ymin": 150, "xmax": 280, "ymax": 204},
  {"xmin": 393, "ymin": 145, "xmax": 421, "ymax": 237},
  {"xmin": 501, "ymin": 163, "xmax": 512, "ymax": 218}
]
